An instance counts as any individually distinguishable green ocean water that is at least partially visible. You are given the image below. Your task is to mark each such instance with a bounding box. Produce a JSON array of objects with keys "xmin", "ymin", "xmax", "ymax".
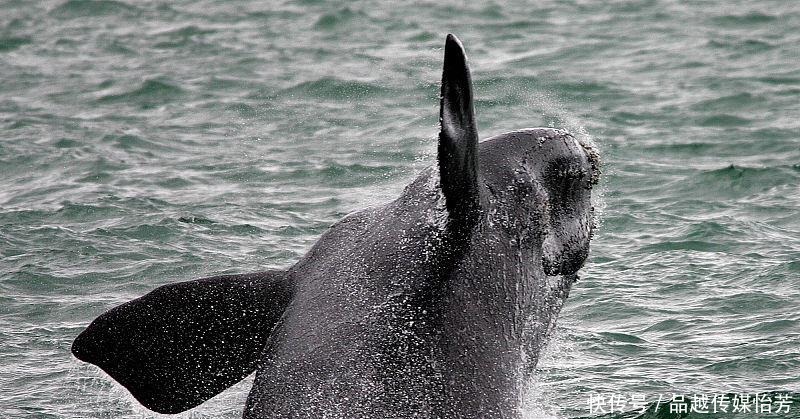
[{"xmin": 1, "ymin": 0, "xmax": 798, "ymax": 418}]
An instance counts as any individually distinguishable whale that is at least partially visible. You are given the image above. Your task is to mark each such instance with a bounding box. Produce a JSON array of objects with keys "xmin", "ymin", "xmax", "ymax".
[{"xmin": 72, "ymin": 34, "xmax": 600, "ymax": 418}]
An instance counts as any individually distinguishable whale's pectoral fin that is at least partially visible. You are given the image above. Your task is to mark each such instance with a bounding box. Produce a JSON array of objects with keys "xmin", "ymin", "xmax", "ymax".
[
  {"xmin": 438, "ymin": 34, "xmax": 480, "ymax": 220},
  {"xmin": 71, "ymin": 270, "xmax": 293, "ymax": 414}
]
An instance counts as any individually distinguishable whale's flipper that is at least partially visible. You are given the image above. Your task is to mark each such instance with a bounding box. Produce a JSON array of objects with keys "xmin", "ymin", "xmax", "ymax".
[
  {"xmin": 71, "ymin": 270, "xmax": 293, "ymax": 414},
  {"xmin": 438, "ymin": 33, "xmax": 480, "ymax": 220}
]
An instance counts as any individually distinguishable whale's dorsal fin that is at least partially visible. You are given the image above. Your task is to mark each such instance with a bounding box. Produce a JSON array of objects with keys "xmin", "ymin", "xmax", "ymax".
[
  {"xmin": 72, "ymin": 270, "xmax": 292, "ymax": 414},
  {"xmin": 438, "ymin": 34, "xmax": 480, "ymax": 220}
]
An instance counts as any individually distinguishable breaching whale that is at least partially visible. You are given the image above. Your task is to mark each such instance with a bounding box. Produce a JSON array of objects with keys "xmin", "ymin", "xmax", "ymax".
[{"xmin": 72, "ymin": 34, "xmax": 600, "ymax": 418}]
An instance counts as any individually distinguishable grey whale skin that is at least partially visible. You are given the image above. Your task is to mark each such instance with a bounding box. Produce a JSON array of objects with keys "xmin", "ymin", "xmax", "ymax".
[{"xmin": 72, "ymin": 34, "xmax": 600, "ymax": 418}]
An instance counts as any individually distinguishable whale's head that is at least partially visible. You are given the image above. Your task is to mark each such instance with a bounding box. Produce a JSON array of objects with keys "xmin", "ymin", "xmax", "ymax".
[
  {"xmin": 436, "ymin": 34, "xmax": 600, "ymax": 278},
  {"xmin": 479, "ymin": 129, "xmax": 600, "ymax": 277}
]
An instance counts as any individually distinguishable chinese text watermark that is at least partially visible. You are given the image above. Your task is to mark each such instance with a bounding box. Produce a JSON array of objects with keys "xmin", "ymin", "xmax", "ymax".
[{"xmin": 587, "ymin": 393, "xmax": 793, "ymax": 415}]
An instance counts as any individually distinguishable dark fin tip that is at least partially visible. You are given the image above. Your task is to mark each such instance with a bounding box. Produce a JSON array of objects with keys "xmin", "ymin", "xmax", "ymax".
[{"xmin": 444, "ymin": 33, "xmax": 465, "ymax": 59}]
